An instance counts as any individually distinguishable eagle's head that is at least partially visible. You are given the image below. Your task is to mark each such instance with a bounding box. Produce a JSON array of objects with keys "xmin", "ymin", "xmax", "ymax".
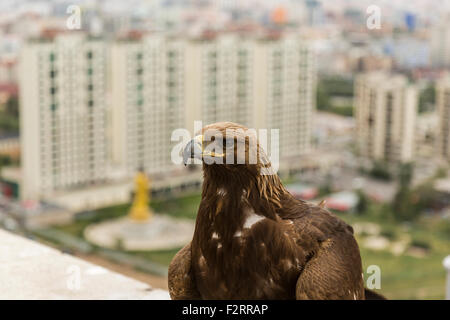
[{"xmin": 182, "ymin": 122, "xmax": 274, "ymax": 183}]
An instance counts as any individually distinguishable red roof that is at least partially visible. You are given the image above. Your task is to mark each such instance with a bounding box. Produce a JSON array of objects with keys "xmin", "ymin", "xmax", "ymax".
[
  {"xmin": 325, "ymin": 200, "xmax": 350, "ymax": 212},
  {"xmin": 0, "ymin": 83, "xmax": 18, "ymax": 96},
  {"xmin": 40, "ymin": 28, "xmax": 64, "ymax": 40},
  {"xmin": 0, "ymin": 60, "xmax": 16, "ymax": 68}
]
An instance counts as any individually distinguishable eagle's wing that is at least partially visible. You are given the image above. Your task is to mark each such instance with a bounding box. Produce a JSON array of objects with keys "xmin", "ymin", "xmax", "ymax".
[
  {"xmin": 286, "ymin": 203, "xmax": 365, "ymax": 300},
  {"xmin": 295, "ymin": 231, "xmax": 365, "ymax": 300},
  {"xmin": 168, "ymin": 242, "xmax": 201, "ymax": 300}
]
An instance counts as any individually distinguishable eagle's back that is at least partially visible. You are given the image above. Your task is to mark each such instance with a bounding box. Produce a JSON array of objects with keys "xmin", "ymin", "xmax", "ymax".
[{"xmin": 282, "ymin": 199, "xmax": 365, "ymax": 299}]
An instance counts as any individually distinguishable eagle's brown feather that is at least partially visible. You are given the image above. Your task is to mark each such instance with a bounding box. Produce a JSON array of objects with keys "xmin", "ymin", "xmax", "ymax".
[
  {"xmin": 168, "ymin": 122, "xmax": 381, "ymax": 300},
  {"xmin": 168, "ymin": 243, "xmax": 201, "ymax": 300}
]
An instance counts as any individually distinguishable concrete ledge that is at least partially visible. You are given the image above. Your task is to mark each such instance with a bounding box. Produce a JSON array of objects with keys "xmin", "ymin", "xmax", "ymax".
[{"xmin": 0, "ymin": 229, "xmax": 170, "ymax": 299}]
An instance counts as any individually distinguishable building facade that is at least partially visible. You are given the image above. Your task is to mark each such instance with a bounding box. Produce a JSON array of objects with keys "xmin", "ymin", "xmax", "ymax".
[
  {"xmin": 111, "ymin": 33, "xmax": 316, "ymax": 175},
  {"xmin": 20, "ymin": 32, "xmax": 316, "ymax": 201},
  {"xmin": 354, "ymin": 73, "xmax": 417, "ymax": 164},
  {"xmin": 20, "ymin": 34, "xmax": 108, "ymax": 200},
  {"xmin": 184, "ymin": 34, "xmax": 255, "ymax": 128},
  {"xmin": 111, "ymin": 35, "xmax": 188, "ymax": 176},
  {"xmin": 431, "ymin": 15, "xmax": 450, "ymax": 68},
  {"xmin": 436, "ymin": 78, "xmax": 450, "ymax": 161},
  {"xmin": 252, "ymin": 34, "xmax": 315, "ymax": 159}
]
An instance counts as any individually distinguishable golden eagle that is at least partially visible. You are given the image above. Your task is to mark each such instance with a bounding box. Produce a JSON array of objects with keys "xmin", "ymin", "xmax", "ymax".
[{"xmin": 168, "ymin": 122, "xmax": 384, "ymax": 300}]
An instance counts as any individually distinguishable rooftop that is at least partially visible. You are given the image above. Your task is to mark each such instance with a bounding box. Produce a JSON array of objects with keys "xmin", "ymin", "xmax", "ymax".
[{"xmin": 0, "ymin": 229, "xmax": 170, "ymax": 299}]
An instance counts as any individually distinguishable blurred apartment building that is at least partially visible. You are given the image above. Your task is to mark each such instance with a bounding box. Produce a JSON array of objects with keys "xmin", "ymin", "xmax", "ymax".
[
  {"xmin": 354, "ymin": 73, "xmax": 417, "ymax": 164},
  {"xmin": 185, "ymin": 34, "xmax": 255, "ymax": 129},
  {"xmin": 251, "ymin": 34, "xmax": 315, "ymax": 159},
  {"xmin": 0, "ymin": 60, "xmax": 18, "ymax": 84},
  {"xmin": 18, "ymin": 31, "xmax": 315, "ymax": 204},
  {"xmin": 111, "ymin": 32, "xmax": 315, "ymax": 174},
  {"xmin": 20, "ymin": 33, "xmax": 109, "ymax": 201},
  {"xmin": 430, "ymin": 14, "xmax": 450, "ymax": 68},
  {"xmin": 436, "ymin": 78, "xmax": 450, "ymax": 161},
  {"xmin": 111, "ymin": 35, "xmax": 188, "ymax": 177},
  {"xmin": 0, "ymin": 59, "xmax": 18, "ymax": 114},
  {"xmin": 189, "ymin": 33, "xmax": 315, "ymax": 159},
  {"xmin": 346, "ymin": 53, "xmax": 392, "ymax": 74}
]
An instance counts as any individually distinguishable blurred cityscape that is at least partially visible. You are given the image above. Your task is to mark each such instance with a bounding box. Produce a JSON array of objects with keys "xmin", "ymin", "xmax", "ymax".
[{"xmin": 0, "ymin": 0, "xmax": 450, "ymax": 299}]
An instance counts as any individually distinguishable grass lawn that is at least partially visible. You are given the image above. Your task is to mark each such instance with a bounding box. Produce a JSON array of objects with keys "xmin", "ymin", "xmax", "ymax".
[
  {"xmin": 128, "ymin": 248, "xmax": 182, "ymax": 266},
  {"xmin": 359, "ymin": 248, "xmax": 446, "ymax": 299},
  {"xmin": 338, "ymin": 211, "xmax": 449, "ymax": 300},
  {"xmin": 51, "ymin": 193, "xmax": 449, "ymax": 299},
  {"xmin": 151, "ymin": 193, "xmax": 201, "ymax": 220}
]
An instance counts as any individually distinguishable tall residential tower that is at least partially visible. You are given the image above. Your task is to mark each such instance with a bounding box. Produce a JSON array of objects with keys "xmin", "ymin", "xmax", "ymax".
[
  {"xmin": 20, "ymin": 33, "xmax": 108, "ymax": 200},
  {"xmin": 111, "ymin": 35, "xmax": 188, "ymax": 176},
  {"xmin": 354, "ymin": 73, "xmax": 417, "ymax": 164},
  {"xmin": 436, "ymin": 77, "xmax": 450, "ymax": 161},
  {"xmin": 111, "ymin": 32, "xmax": 316, "ymax": 174}
]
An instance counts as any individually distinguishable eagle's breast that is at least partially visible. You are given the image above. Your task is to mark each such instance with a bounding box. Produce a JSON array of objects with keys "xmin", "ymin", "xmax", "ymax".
[{"xmin": 193, "ymin": 196, "xmax": 303, "ymax": 299}]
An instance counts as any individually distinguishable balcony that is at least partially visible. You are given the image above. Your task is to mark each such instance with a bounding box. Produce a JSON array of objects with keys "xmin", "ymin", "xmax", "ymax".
[{"xmin": 0, "ymin": 229, "xmax": 170, "ymax": 300}]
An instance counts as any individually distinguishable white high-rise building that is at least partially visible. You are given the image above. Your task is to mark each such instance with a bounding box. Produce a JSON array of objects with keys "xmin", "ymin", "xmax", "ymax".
[
  {"xmin": 436, "ymin": 77, "xmax": 450, "ymax": 161},
  {"xmin": 20, "ymin": 33, "xmax": 108, "ymax": 201},
  {"xmin": 184, "ymin": 34, "xmax": 255, "ymax": 128},
  {"xmin": 111, "ymin": 35, "xmax": 188, "ymax": 176},
  {"xmin": 252, "ymin": 34, "xmax": 315, "ymax": 158},
  {"xmin": 19, "ymin": 31, "xmax": 316, "ymax": 202},
  {"xmin": 111, "ymin": 33, "xmax": 316, "ymax": 175},
  {"xmin": 354, "ymin": 73, "xmax": 417, "ymax": 163},
  {"xmin": 431, "ymin": 14, "xmax": 450, "ymax": 68}
]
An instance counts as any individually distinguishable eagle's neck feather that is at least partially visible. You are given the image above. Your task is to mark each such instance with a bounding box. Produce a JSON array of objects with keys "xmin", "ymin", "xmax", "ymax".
[
  {"xmin": 193, "ymin": 170, "xmax": 290, "ymax": 245},
  {"xmin": 191, "ymin": 169, "xmax": 303, "ymax": 299}
]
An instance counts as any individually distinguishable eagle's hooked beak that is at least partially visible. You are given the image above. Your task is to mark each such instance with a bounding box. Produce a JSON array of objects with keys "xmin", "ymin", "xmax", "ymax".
[
  {"xmin": 182, "ymin": 134, "xmax": 225, "ymax": 166},
  {"xmin": 183, "ymin": 135, "xmax": 203, "ymax": 166}
]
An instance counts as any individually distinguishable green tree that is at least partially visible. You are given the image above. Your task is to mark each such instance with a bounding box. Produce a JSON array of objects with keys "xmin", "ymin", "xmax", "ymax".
[
  {"xmin": 398, "ymin": 162, "xmax": 413, "ymax": 188},
  {"xmin": 418, "ymin": 84, "xmax": 435, "ymax": 113},
  {"xmin": 316, "ymin": 76, "xmax": 355, "ymax": 118},
  {"xmin": 0, "ymin": 96, "xmax": 19, "ymax": 134},
  {"xmin": 316, "ymin": 81, "xmax": 331, "ymax": 111},
  {"xmin": 5, "ymin": 96, "xmax": 19, "ymax": 117},
  {"xmin": 356, "ymin": 189, "xmax": 369, "ymax": 214},
  {"xmin": 321, "ymin": 76, "xmax": 354, "ymax": 97},
  {"xmin": 369, "ymin": 161, "xmax": 392, "ymax": 181},
  {"xmin": 392, "ymin": 163, "xmax": 419, "ymax": 221}
]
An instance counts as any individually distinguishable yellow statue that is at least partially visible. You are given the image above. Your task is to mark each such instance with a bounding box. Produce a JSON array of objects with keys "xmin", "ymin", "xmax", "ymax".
[{"xmin": 129, "ymin": 171, "xmax": 152, "ymax": 222}]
